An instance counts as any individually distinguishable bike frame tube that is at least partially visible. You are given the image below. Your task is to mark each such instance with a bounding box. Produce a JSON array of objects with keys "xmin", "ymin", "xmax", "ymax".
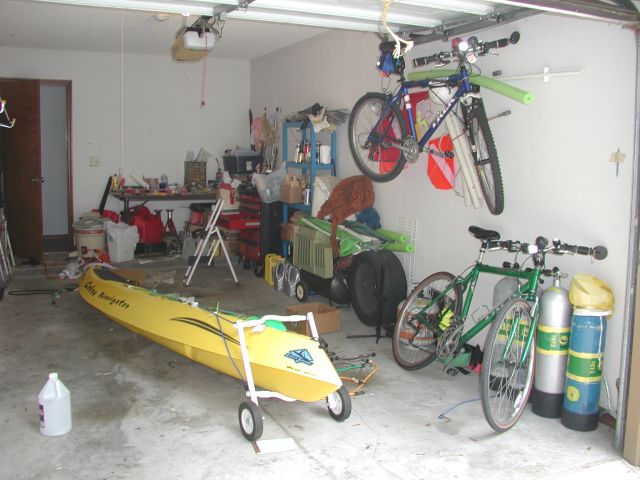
[
  {"xmin": 372, "ymin": 68, "xmax": 472, "ymax": 150},
  {"xmin": 424, "ymin": 261, "xmax": 542, "ymax": 348}
]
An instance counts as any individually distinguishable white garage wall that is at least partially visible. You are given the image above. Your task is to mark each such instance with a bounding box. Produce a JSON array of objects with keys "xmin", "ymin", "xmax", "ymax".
[
  {"xmin": 0, "ymin": 47, "xmax": 250, "ymax": 229},
  {"xmin": 251, "ymin": 14, "xmax": 636, "ymax": 412}
]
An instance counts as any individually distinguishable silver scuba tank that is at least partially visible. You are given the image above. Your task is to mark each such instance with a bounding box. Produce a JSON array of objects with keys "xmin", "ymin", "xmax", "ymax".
[
  {"xmin": 492, "ymin": 276, "xmax": 521, "ymax": 307},
  {"xmin": 531, "ymin": 274, "xmax": 571, "ymax": 418}
]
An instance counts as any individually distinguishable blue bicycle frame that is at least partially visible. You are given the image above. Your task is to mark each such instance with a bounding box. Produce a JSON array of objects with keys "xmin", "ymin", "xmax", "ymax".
[{"xmin": 377, "ymin": 65, "xmax": 474, "ymax": 151}]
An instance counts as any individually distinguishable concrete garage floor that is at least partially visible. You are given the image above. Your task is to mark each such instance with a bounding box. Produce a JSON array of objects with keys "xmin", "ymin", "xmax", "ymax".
[{"xmin": 1, "ymin": 255, "xmax": 639, "ymax": 480}]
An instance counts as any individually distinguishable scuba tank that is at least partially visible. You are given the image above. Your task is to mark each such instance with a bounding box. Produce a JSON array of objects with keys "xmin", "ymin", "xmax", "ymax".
[
  {"xmin": 531, "ymin": 271, "xmax": 571, "ymax": 418},
  {"xmin": 492, "ymin": 276, "xmax": 521, "ymax": 307},
  {"xmin": 561, "ymin": 274, "xmax": 613, "ymax": 431}
]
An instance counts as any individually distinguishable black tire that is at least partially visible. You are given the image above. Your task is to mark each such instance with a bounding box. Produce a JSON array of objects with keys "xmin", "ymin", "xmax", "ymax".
[
  {"xmin": 349, "ymin": 250, "xmax": 407, "ymax": 327},
  {"xmin": 348, "ymin": 92, "xmax": 408, "ymax": 182},
  {"xmin": 392, "ymin": 272, "xmax": 463, "ymax": 370},
  {"xmin": 480, "ymin": 298, "xmax": 535, "ymax": 432},
  {"xmin": 254, "ymin": 263, "xmax": 264, "ymax": 277},
  {"xmin": 238, "ymin": 401, "xmax": 264, "ymax": 441},
  {"xmin": 295, "ymin": 281, "xmax": 309, "ymax": 303},
  {"xmin": 464, "ymin": 98, "xmax": 504, "ymax": 215},
  {"xmin": 378, "ymin": 250, "xmax": 409, "ymax": 325},
  {"xmin": 326, "ymin": 385, "xmax": 352, "ymax": 421}
]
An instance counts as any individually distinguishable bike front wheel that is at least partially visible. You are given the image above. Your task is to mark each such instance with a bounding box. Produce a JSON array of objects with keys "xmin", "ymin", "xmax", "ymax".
[
  {"xmin": 348, "ymin": 92, "xmax": 407, "ymax": 182},
  {"xmin": 392, "ymin": 272, "xmax": 462, "ymax": 370},
  {"xmin": 465, "ymin": 98, "xmax": 504, "ymax": 215},
  {"xmin": 480, "ymin": 297, "xmax": 535, "ymax": 432}
]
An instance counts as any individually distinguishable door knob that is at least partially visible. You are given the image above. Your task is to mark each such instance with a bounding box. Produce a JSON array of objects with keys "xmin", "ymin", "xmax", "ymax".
[{"xmin": 30, "ymin": 177, "xmax": 45, "ymax": 183}]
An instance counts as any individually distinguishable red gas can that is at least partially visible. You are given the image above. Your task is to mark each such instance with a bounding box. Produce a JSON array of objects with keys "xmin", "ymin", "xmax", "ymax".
[{"xmin": 129, "ymin": 207, "xmax": 164, "ymax": 245}]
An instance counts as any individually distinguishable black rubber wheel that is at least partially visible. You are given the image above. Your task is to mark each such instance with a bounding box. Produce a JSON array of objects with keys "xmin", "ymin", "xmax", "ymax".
[
  {"xmin": 295, "ymin": 281, "xmax": 309, "ymax": 303},
  {"xmin": 326, "ymin": 385, "xmax": 352, "ymax": 421},
  {"xmin": 349, "ymin": 250, "xmax": 407, "ymax": 327},
  {"xmin": 463, "ymin": 97, "xmax": 504, "ymax": 215},
  {"xmin": 254, "ymin": 263, "xmax": 264, "ymax": 277},
  {"xmin": 238, "ymin": 401, "xmax": 264, "ymax": 441},
  {"xmin": 480, "ymin": 298, "xmax": 535, "ymax": 432},
  {"xmin": 348, "ymin": 92, "xmax": 408, "ymax": 182},
  {"xmin": 392, "ymin": 271, "xmax": 462, "ymax": 370}
]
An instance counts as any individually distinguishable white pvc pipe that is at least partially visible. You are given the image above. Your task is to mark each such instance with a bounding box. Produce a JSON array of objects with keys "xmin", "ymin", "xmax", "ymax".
[{"xmin": 444, "ymin": 113, "xmax": 482, "ymax": 209}]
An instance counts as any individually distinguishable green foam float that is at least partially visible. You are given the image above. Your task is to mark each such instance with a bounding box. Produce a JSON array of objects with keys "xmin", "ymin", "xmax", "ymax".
[{"xmin": 406, "ymin": 70, "xmax": 534, "ymax": 105}]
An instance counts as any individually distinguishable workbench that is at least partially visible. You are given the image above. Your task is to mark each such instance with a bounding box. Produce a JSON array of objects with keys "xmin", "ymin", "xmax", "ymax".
[{"xmin": 112, "ymin": 191, "xmax": 218, "ymax": 222}]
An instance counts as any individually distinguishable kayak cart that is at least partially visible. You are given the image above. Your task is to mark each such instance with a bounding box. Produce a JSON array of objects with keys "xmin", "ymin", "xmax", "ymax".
[{"xmin": 234, "ymin": 313, "xmax": 352, "ymax": 441}]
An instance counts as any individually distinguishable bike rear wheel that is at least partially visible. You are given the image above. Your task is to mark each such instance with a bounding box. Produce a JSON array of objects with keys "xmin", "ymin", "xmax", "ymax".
[
  {"xmin": 392, "ymin": 272, "xmax": 462, "ymax": 370},
  {"xmin": 348, "ymin": 92, "xmax": 407, "ymax": 182},
  {"xmin": 464, "ymin": 98, "xmax": 504, "ymax": 215},
  {"xmin": 480, "ymin": 297, "xmax": 535, "ymax": 432}
]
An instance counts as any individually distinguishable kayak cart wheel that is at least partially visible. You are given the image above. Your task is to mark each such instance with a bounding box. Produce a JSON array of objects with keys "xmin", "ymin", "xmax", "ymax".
[
  {"xmin": 254, "ymin": 263, "xmax": 264, "ymax": 277},
  {"xmin": 326, "ymin": 385, "xmax": 352, "ymax": 422},
  {"xmin": 295, "ymin": 281, "xmax": 309, "ymax": 303},
  {"xmin": 238, "ymin": 401, "xmax": 264, "ymax": 441}
]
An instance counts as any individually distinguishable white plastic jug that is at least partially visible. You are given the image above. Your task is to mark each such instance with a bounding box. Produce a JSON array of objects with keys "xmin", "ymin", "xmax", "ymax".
[{"xmin": 38, "ymin": 373, "xmax": 72, "ymax": 436}]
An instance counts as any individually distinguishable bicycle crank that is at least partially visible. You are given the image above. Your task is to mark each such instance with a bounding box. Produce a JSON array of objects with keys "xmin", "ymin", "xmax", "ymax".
[
  {"xmin": 436, "ymin": 321, "xmax": 464, "ymax": 361},
  {"xmin": 401, "ymin": 137, "xmax": 420, "ymax": 163}
]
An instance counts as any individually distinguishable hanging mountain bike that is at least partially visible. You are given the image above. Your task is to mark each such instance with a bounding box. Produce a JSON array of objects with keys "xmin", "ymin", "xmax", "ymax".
[{"xmin": 348, "ymin": 32, "xmax": 532, "ymax": 215}]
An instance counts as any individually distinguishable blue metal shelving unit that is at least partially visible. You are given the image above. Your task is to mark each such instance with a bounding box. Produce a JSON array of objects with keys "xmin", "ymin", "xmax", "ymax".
[{"xmin": 282, "ymin": 121, "xmax": 336, "ymax": 257}]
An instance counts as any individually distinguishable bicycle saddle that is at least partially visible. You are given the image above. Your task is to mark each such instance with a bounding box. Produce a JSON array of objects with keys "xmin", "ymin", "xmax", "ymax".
[{"xmin": 468, "ymin": 226, "xmax": 500, "ymax": 241}]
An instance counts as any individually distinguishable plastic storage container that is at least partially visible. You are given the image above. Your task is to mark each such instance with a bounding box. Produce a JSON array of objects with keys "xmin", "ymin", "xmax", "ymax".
[
  {"xmin": 38, "ymin": 373, "xmax": 72, "ymax": 436},
  {"xmin": 105, "ymin": 221, "xmax": 139, "ymax": 262},
  {"xmin": 73, "ymin": 217, "xmax": 105, "ymax": 256}
]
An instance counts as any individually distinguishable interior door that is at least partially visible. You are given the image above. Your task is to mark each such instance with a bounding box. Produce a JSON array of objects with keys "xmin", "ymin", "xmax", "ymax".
[{"xmin": 0, "ymin": 79, "xmax": 43, "ymax": 261}]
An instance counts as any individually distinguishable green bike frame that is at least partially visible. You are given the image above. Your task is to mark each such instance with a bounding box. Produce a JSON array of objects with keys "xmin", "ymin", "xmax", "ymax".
[{"xmin": 437, "ymin": 262, "xmax": 542, "ymax": 368}]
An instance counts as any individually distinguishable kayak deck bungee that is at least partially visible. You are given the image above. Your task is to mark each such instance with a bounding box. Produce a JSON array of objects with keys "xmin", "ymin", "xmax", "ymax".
[{"xmin": 79, "ymin": 266, "xmax": 343, "ymax": 403}]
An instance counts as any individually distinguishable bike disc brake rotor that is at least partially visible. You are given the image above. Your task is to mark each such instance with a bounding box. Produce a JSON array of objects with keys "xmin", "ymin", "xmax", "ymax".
[
  {"xmin": 436, "ymin": 321, "xmax": 464, "ymax": 360},
  {"xmin": 402, "ymin": 137, "xmax": 420, "ymax": 164}
]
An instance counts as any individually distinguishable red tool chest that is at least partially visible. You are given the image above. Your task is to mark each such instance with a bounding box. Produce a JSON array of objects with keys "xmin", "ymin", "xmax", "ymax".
[{"xmin": 219, "ymin": 184, "xmax": 282, "ymax": 272}]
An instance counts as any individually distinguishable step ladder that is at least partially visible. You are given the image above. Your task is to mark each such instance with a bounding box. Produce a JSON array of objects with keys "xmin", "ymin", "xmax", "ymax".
[{"xmin": 184, "ymin": 199, "xmax": 238, "ymax": 286}]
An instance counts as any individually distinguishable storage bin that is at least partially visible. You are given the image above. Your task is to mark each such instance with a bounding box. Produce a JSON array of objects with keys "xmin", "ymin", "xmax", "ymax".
[
  {"xmin": 223, "ymin": 150, "xmax": 263, "ymax": 174},
  {"xmin": 73, "ymin": 217, "xmax": 105, "ymax": 257},
  {"xmin": 105, "ymin": 221, "xmax": 139, "ymax": 262}
]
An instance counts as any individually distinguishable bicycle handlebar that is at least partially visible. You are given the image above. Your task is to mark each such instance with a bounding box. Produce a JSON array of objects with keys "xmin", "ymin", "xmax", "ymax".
[
  {"xmin": 486, "ymin": 236, "xmax": 607, "ymax": 261},
  {"xmin": 412, "ymin": 31, "xmax": 520, "ymax": 68}
]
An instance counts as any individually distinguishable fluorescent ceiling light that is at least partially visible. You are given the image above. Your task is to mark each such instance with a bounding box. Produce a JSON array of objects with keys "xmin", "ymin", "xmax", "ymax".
[
  {"xmin": 248, "ymin": 0, "xmax": 440, "ymax": 28},
  {"xmin": 30, "ymin": 0, "xmax": 492, "ymax": 31},
  {"xmin": 31, "ymin": 0, "xmax": 214, "ymax": 16},
  {"xmin": 226, "ymin": 9, "xmax": 388, "ymax": 32},
  {"xmin": 396, "ymin": 0, "xmax": 494, "ymax": 15}
]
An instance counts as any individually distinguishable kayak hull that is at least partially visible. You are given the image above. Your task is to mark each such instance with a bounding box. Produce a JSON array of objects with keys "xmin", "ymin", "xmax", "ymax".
[{"xmin": 79, "ymin": 267, "xmax": 342, "ymax": 403}]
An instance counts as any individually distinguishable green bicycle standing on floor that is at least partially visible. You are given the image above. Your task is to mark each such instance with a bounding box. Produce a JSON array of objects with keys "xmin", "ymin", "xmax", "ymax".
[{"xmin": 392, "ymin": 226, "xmax": 607, "ymax": 431}]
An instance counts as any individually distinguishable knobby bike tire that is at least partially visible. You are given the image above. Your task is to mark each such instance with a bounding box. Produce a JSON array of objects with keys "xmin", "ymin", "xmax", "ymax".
[
  {"xmin": 480, "ymin": 297, "xmax": 535, "ymax": 432},
  {"xmin": 464, "ymin": 98, "xmax": 504, "ymax": 215},
  {"xmin": 392, "ymin": 271, "xmax": 462, "ymax": 370},
  {"xmin": 348, "ymin": 92, "xmax": 407, "ymax": 182}
]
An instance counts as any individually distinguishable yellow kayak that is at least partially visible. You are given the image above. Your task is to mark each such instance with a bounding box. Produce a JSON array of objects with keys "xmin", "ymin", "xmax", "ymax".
[{"xmin": 78, "ymin": 266, "xmax": 343, "ymax": 404}]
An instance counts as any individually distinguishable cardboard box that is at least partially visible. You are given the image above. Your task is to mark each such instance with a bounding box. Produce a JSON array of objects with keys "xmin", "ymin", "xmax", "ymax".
[
  {"xmin": 285, "ymin": 303, "xmax": 341, "ymax": 336},
  {"xmin": 279, "ymin": 222, "xmax": 299, "ymax": 241},
  {"xmin": 281, "ymin": 175, "xmax": 303, "ymax": 204}
]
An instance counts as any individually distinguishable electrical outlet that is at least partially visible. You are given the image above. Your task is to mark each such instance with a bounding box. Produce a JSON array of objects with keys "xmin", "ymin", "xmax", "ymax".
[{"xmin": 89, "ymin": 155, "xmax": 100, "ymax": 167}]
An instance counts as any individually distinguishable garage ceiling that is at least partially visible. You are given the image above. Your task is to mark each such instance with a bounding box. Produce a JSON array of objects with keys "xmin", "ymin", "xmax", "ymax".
[{"xmin": 0, "ymin": 0, "xmax": 638, "ymax": 59}]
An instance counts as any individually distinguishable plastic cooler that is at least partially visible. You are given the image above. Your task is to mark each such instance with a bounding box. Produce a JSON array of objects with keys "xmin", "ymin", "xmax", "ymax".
[{"xmin": 104, "ymin": 221, "xmax": 139, "ymax": 262}]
